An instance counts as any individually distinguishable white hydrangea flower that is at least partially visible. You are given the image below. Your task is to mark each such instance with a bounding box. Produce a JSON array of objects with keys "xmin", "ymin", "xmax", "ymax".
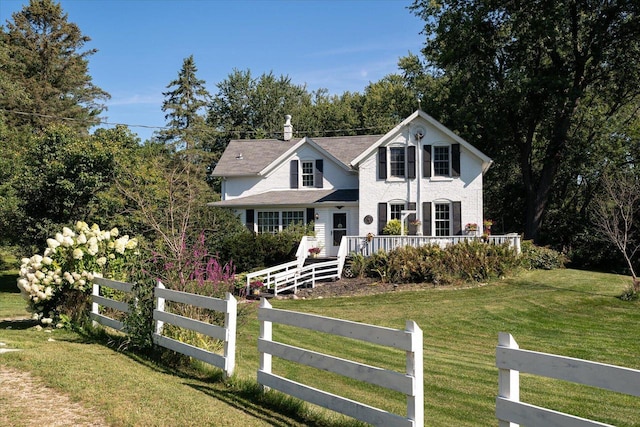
[
  {"xmin": 76, "ymin": 233, "xmax": 87, "ymax": 245},
  {"xmin": 55, "ymin": 233, "xmax": 64, "ymax": 243},
  {"xmin": 125, "ymin": 238, "xmax": 138, "ymax": 250},
  {"xmin": 47, "ymin": 238, "xmax": 61, "ymax": 249},
  {"xmin": 62, "ymin": 236, "xmax": 74, "ymax": 247},
  {"xmin": 114, "ymin": 236, "xmax": 128, "ymax": 254},
  {"xmin": 72, "ymin": 248, "xmax": 84, "ymax": 260},
  {"xmin": 62, "ymin": 227, "xmax": 75, "ymax": 237},
  {"xmin": 110, "ymin": 227, "xmax": 119, "ymax": 237},
  {"xmin": 42, "ymin": 256, "xmax": 53, "ymax": 265},
  {"xmin": 96, "ymin": 257, "xmax": 107, "ymax": 267}
]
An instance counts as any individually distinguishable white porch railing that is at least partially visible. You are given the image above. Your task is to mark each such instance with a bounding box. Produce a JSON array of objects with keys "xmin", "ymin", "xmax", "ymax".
[
  {"xmin": 344, "ymin": 234, "xmax": 521, "ymax": 257},
  {"xmin": 246, "ymin": 259, "xmax": 340, "ymax": 296}
]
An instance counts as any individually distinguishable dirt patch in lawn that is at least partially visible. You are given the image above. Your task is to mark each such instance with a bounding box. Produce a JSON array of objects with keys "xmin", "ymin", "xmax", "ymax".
[
  {"xmin": 278, "ymin": 276, "xmax": 433, "ymax": 299},
  {"xmin": 0, "ymin": 365, "xmax": 109, "ymax": 427}
]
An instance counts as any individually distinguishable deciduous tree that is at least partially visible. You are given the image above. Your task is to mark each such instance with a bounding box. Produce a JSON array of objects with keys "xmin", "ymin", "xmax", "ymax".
[{"xmin": 410, "ymin": 0, "xmax": 640, "ymax": 242}]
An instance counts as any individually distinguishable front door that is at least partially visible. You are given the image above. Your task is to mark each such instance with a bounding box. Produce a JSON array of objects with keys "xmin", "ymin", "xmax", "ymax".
[{"xmin": 331, "ymin": 212, "xmax": 347, "ymax": 255}]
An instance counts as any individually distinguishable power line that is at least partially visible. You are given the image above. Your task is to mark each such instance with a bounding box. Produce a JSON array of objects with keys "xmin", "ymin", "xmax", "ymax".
[{"xmin": 1, "ymin": 108, "xmax": 389, "ymax": 137}]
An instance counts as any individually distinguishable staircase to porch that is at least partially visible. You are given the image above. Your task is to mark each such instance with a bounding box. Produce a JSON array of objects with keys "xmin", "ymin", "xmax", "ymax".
[{"xmin": 245, "ymin": 234, "xmax": 521, "ymax": 297}]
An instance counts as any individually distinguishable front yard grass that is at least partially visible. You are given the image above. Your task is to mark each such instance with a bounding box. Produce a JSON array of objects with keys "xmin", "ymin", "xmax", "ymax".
[{"xmin": 1, "ymin": 268, "xmax": 639, "ymax": 426}]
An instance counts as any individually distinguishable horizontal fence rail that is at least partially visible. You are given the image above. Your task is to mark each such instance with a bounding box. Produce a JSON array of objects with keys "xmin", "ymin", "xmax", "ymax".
[
  {"xmin": 496, "ymin": 332, "xmax": 640, "ymax": 427},
  {"xmin": 345, "ymin": 234, "xmax": 521, "ymax": 257},
  {"xmin": 91, "ymin": 277, "xmax": 134, "ymax": 331},
  {"xmin": 153, "ymin": 282, "xmax": 237, "ymax": 378},
  {"xmin": 258, "ymin": 299, "xmax": 424, "ymax": 427}
]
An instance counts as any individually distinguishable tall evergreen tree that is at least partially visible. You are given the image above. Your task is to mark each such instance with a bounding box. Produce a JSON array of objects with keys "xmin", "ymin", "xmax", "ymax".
[
  {"xmin": 0, "ymin": 0, "xmax": 109, "ymax": 133},
  {"xmin": 157, "ymin": 55, "xmax": 211, "ymax": 151}
]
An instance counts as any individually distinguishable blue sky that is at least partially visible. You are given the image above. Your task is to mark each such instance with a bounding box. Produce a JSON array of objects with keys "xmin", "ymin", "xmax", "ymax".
[{"xmin": 1, "ymin": 0, "xmax": 425, "ymax": 141}]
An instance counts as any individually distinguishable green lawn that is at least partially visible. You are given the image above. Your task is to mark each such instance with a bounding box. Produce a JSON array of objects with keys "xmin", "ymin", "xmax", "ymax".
[
  {"xmin": 1, "ymin": 269, "xmax": 639, "ymax": 426},
  {"xmin": 0, "ymin": 271, "xmax": 28, "ymax": 319}
]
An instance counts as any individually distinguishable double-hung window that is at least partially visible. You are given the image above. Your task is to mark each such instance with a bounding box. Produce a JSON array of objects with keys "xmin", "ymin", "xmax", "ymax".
[
  {"xmin": 389, "ymin": 147, "xmax": 406, "ymax": 177},
  {"xmin": 434, "ymin": 203, "xmax": 450, "ymax": 236},
  {"xmin": 433, "ymin": 146, "xmax": 450, "ymax": 176},
  {"xmin": 301, "ymin": 161, "xmax": 314, "ymax": 187},
  {"xmin": 390, "ymin": 203, "xmax": 404, "ymax": 220}
]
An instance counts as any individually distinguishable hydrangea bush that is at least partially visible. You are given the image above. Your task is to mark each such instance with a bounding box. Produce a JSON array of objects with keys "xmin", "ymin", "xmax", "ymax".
[{"xmin": 17, "ymin": 221, "xmax": 139, "ymax": 326}]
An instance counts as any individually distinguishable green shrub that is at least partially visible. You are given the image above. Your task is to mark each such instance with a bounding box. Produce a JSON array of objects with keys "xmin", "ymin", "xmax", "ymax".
[
  {"xmin": 218, "ymin": 222, "xmax": 314, "ymax": 272},
  {"xmin": 0, "ymin": 246, "xmax": 19, "ymax": 270},
  {"xmin": 345, "ymin": 253, "xmax": 367, "ymax": 278},
  {"xmin": 521, "ymin": 240, "xmax": 568, "ymax": 270},
  {"xmin": 357, "ymin": 241, "xmax": 521, "ymax": 285},
  {"xmin": 382, "ymin": 219, "xmax": 402, "ymax": 235}
]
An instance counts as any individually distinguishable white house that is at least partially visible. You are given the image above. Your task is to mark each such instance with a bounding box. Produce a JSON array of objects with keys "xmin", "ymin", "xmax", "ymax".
[{"xmin": 210, "ymin": 110, "xmax": 492, "ymax": 257}]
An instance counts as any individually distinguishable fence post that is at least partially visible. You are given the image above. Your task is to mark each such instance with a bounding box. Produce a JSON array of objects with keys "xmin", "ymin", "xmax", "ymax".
[
  {"xmin": 498, "ymin": 332, "xmax": 520, "ymax": 427},
  {"xmin": 259, "ymin": 297, "xmax": 272, "ymax": 391},
  {"xmin": 224, "ymin": 292, "xmax": 237, "ymax": 378},
  {"xmin": 92, "ymin": 282, "xmax": 100, "ymax": 327},
  {"xmin": 155, "ymin": 281, "xmax": 165, "ymax": 336},
  {"xmin": 406, "ymin": 320, "xmax": 424, "ymax": 427}
]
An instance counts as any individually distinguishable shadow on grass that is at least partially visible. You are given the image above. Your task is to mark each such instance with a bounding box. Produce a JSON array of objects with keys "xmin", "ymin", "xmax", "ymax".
[
  {"xmin": 0, "ymin": 272, "xmax": 19, "ymax": 293},
  {"xmin": 185, "ymin": 379, "xmax": 366, "ymax": 427},
  {"xmin": 0, "ymin": 319, "xmax": 37, "ymax": 330}
]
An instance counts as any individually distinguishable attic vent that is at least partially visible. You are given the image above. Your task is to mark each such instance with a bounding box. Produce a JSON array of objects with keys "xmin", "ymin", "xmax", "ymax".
[
  {"xmin": 236, "ymin": 153, "xmax": 243, "ymax": 160},
  {"xmin": 284, "ymin": 115, "xmax": 293, "ymax": 141}
]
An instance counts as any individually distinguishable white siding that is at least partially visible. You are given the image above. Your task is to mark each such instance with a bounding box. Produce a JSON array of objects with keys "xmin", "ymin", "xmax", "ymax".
[
  {"xmin": 357, "ymin": 118, "xmax": 484, "ymax": 236},
  {"xmin": 222, "ymin": 145, "xmax": 358, "ymax": 200}
]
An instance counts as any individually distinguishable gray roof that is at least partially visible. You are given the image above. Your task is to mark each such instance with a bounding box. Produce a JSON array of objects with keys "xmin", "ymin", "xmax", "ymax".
[
  {"xmin": 209, "ymin": 189, "xmax": 359, "ymax": 207},
  {"xmin": 211, "ymin": 135, "xmax": 382, "ymax": 177}
]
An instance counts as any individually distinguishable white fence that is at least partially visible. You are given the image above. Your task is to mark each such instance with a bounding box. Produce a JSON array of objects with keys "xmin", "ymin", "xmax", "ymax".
[
  {"xmin": 496, "ymin": 332, "xmax": 640, "ymax": 427},
  {"xmin": 154, "ymin": 282, "xmax": 237, "ymax": 378},
  {"xmin": 257, "ymin": 298, "xmax": 424, "ymax": 427},
  {"xmin": 91, "ymin": 277, "xmax": 134, "ymax": 331},
  {"xmin": 90, "ymin": 278, "xmax": 237, "ymax": 378}
]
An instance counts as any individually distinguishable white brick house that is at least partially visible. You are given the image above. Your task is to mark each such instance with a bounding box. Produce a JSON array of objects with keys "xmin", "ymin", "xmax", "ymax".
[{"xmin": 210, "ymin": 110, "xmax": 492, "ymax": 257}]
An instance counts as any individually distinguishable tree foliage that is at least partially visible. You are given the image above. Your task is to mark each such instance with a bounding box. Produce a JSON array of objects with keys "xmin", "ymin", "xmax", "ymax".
[
  {"xmin": 410, "ymin": 0, "xmax": 640, "ymax": 242},
  {"xmin": 0, "ymin": 0, "xmax": 109, "ymax": 133},
  {"xmin": 157, "ymin": 55, "xmax": 211, "ymax": 151}
]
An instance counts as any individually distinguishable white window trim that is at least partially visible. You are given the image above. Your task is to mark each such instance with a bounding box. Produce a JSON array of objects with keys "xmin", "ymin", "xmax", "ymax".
[
  {"xmin": 428, "ymin": 143, "xmax": 453, "ymax": 180},
  {"xmin": 301, "ymin": 159, "xmax": 315, "ymax": 188},
  {"xmin": 387, "ymin": 144, "xmax": 407, "ymax": 181},
  {"xmin": 433, "ymin": 200, "xmax": 453, "ymax": 237},
  {"xmin": 257, "ymin": 210, "xmax": 305, "ymax": 233}
]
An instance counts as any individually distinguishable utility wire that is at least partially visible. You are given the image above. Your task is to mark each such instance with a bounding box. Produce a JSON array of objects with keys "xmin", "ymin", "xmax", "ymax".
[{"xmin": 1, "ymin": 108, "xmax": 389, "ymax": 136}]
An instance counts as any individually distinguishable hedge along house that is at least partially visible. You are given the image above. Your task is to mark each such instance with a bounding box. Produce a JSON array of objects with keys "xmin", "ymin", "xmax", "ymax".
[{"xmin": 209, "ymin": 110, "xmax": 492, "ymax": 257}]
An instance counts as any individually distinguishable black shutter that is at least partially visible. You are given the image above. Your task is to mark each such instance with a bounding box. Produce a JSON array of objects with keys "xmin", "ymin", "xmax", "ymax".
[
  {"xmin": 452, "ymin": 202, "xmax": 462, "ymax": 235},
  {"xmin": 452, "ymin": 144, "xmax": 460, "ymax": 177},
  {"xmin": 306, "ymin": 208, "xmax": 315, "ymax": 225},
  {"xmin": 408, "ymin": 202, "xmax": 417, "ymax": 235},
  {"xmin": 422, "ymin": 202, "xmax": 432, "ymax": 236},
  {"xmin": 290, "ymin": 160, "xmax": 298, "ymax": 188},
  {"xmin": 407, "ymin": 146, "xmax": 416, "ymax": 179},
  {"xmin": 378, "ymin": 147, "xmax": 387, "ymax": 180},
  {"xmin": 423, "ymin": 145, "xmax": 432, "ymax": 178},
  {"xmin": 378, "ymin": 202, "xmax": 387, "ymax": 234},
  {"xmin": 246, "ymin": 209, "xmax": 255, "ymax": 232},
  {"xmin": 315, "ymin": 159, "xmax": 324, "ymax": 188}
]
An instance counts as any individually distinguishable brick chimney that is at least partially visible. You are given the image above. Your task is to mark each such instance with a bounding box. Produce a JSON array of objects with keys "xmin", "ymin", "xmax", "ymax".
[{"xmin": 284, "ymin": 115, "xmax": 293, "ymax": 141}]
